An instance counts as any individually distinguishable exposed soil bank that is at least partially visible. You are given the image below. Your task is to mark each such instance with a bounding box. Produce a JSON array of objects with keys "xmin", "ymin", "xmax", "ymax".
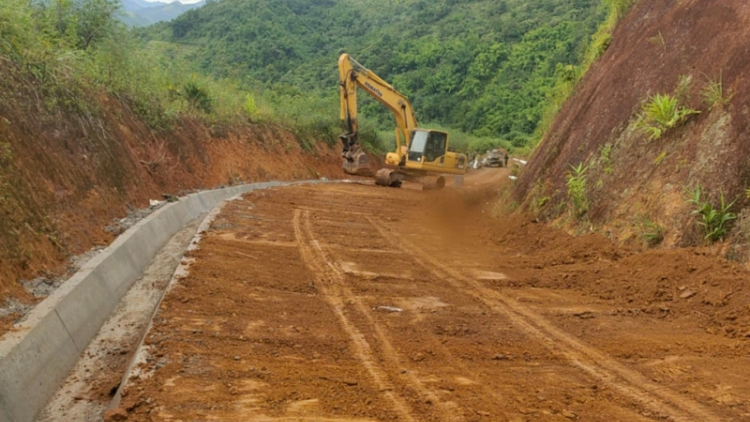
[
  {"xmin": 518, "ymin": 0, "xmax": 750, "ymax": 252},
  {"xmin": 0, "ymin": 69, "xmax": 345, "ymax": 323}
]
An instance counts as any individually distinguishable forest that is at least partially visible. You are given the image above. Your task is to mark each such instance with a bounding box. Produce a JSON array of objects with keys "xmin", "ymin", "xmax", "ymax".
[{"xmin": 143, "ymin": 0, "xmax": 608, "ymax": 151}]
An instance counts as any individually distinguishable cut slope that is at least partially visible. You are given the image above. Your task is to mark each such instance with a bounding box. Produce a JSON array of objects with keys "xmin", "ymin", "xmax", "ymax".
[
  {"xmin": 0, "ymin": 61, "xmax": 345, "ymax": 325},
  {"xmin": 518, "ymin": 0, "xmax": 750, "ymax": 250}
]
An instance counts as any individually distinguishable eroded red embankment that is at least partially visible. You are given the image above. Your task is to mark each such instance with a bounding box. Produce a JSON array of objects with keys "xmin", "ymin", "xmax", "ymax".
[
  {"xmin": 0, "ymin": 70, "xmax": 346, "ymax": 315},
  {"xmin": 518, "ymin": 0, "xmax": 750, "ymax": 247}
]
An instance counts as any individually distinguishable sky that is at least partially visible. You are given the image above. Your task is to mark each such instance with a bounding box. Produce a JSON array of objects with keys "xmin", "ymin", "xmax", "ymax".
[{"xmin": 141, "ymin": 0, "xmax": 205, "ymax": 3}]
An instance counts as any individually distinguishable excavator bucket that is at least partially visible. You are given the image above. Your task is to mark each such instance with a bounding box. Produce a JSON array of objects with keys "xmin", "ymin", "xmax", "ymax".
[{"xmin": 343, "ymin": 148, "xmax": 373, "ymax": 177}]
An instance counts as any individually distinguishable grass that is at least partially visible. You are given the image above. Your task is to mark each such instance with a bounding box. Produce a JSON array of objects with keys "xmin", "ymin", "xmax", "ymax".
[
  {"xmin": 606, "ymin": 0, "xmax": 639, "ymax": 19},
  {"xmin": 599, "ymin": 144, "xmax": 613, "ymax": 174},
  {"xmin": 654, "ymin": 150, "xmax": 667, "ymax": 165},
  {"xmin": 648, "ymin": 31, "xmax": 666, "ymax": 50},
  {"xmin": 686, "ymin": 185, "xmax": 736, "ymax": 242},
  {"xmin": 566, "ymin": 163, "xmax": 590, "ymax": 218},
  {"xmin": 0, "ymin": 142, "xmax": 11, "ymax": 164},
  {"xmin": 640, "ymin": 218, "xmax": 665, "ymax": 246},
  {"xmin": 636, "ymin": 93, "xmax": 700, "ymax": 140},
  {"xmin": 702, "ymin": 72, "xmax": 733, "ymax": 109}
]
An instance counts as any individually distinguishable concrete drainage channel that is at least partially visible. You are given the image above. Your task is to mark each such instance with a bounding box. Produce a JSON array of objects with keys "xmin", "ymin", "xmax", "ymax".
[{"xmin": 0, "ymin": 180, "xmax": 334, "ymax": 422}]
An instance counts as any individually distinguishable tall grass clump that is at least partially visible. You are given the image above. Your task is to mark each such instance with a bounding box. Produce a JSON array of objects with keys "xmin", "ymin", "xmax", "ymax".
[
  {"xmin": 686, "ymin": 185, "xmax": 736, "ymax": 242},
  {"xmin": 566, "ymin": 163, "xmax": 590, "ymax": 218},
  {"xmin": 702, "ymin": 72, "xmax": 733, "ymax": 109}
]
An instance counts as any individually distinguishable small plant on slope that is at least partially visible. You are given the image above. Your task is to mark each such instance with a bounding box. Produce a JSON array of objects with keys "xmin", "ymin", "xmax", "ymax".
[
  {"xmin": 566, "ymin": 163, "xmax": 589, "ymax": 218},
  {"xmin": 640, "ymin": 219, "xmax": 665, "ymax": 246},
  {"xmin": 702, "ymin": 73, "xmax": 733, "ymax": 109},
  {"xmin": 686, "ymin": 185, "xmax": 736, "ymax": 242},
  {"xmin": 636, "ymin": 93, "xmax": 700, "ymax": 140},
  {"xmin": 599, "ymin": 144, "xmax": 613, "ymax": 174}
]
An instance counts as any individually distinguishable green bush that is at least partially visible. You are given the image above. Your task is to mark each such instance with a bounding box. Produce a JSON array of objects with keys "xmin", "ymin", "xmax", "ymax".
[
  {"xmin": 182, "ymin": 81, "xmax": 212, "ymax": 113},
  {"xmin": 605, "ymin": 0, "xmax": 638, "ymax": 19}
]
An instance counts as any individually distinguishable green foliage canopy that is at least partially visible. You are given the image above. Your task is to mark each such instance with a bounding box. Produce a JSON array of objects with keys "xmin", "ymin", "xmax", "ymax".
[{"xmin": 142, "ymin": 0, "xmax": 607, "ymax": 148}]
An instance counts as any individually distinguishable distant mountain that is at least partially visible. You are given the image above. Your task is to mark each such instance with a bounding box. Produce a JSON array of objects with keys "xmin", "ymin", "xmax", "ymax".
[
  {"xmin": 121, "ymin": 0, "xmax": 161, "ymax": 12},
  {"xmin": 119, "ymin": 0, "xmax": 206, "ymax": 26}
]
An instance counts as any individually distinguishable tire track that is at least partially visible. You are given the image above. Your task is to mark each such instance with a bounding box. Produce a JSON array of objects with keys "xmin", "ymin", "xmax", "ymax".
[
  {"xmin": 292, "ymin": 210, "xmax": 417, "ymax": 422},
  {"xmin": 297, "ymin": 209, "xmax": 467, "ymax": 422},
  {"xmin": 367, "ymin": 216, "xmax": 721, "ymax": 422},
  {"xmin": 295, "ymin": 209, "xmax": 472, "ymax": 422}
]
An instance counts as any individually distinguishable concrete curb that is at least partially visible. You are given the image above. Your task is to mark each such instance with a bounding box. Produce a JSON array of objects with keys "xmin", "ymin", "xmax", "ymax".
[{"xmin": 0, "ymin": 180, "xmax": 321, "ymax": 422}]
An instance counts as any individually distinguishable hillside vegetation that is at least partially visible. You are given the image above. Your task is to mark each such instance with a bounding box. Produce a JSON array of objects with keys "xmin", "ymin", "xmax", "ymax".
[{"xmin": 142, "ymin": 0, "xmax": 606, "ymax": 149}]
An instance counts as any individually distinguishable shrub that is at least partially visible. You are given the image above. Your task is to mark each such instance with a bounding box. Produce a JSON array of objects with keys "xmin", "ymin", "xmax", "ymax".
[
  {"xmin": 605, "ymin": 0, "xmax": 638, "ymax": 20},
  {"xmin": 636, "ymin": 93, "xmax": 699, "ymax": 140},
  {"xmin": 182, "ymin": 81, "xmax": 212, "ymax": 113},
  {"xmin": 686, "ymin": 185, "xmax": 736, "ymax": 242}
]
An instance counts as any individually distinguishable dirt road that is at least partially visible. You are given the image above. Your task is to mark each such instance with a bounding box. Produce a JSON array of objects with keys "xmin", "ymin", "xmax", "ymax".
[{"xmin": 116, "ymin": 169, "xmax": 750, "ymax": 422}]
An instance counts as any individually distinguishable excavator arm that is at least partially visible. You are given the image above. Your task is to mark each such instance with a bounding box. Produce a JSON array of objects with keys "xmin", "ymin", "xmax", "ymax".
[{"xmin": 339, "ymin": 54, "xmax": 416, "ymax": 175}]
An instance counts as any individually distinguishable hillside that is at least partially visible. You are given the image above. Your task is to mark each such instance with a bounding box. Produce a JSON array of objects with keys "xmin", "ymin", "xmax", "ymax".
[
  {"xmin": 143, "ymin": 0, "xmax": 606, "ymax": 146},
  {"xmin": 517, "ymin": 0, "xmax": 750, "ymax": 256},
  {"xmin": 0, "ymin": 0, "xmax": 347, "ymax": 326}
]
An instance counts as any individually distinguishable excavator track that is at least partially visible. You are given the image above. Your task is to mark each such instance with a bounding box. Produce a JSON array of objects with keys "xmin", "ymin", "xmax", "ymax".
[{"xmin": 374, "ymin": 168, "xmax": 403, "ymax": 187}]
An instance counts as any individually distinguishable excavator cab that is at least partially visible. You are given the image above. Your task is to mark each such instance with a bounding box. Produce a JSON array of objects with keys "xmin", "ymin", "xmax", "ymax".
[{"xmin": 406, "ymin": 129, "xmax": 450, "ymax": 170}]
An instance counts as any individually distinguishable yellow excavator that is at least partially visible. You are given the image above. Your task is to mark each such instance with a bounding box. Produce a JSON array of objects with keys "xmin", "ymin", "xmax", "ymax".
[{"xmin": 338, "ymin": 54, "xmax": 467, "ymax": 189}]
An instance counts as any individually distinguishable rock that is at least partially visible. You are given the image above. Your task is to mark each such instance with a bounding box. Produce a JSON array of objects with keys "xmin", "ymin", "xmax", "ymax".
[
  {"xmin": 343, "ymin": 379, "xmax": 358, "ymax": 386},
  {"xmin": 562, "ymin": 409, "xmax": 578, "ymax": 419},
  {"xmin": 680, "ymin": 290, "xmax": 697, "ymax": 299},
  {"xmin": 492, "ymin": 354, "xmax": 510, "ymax": 361},
  {"xmin": 573, "ymin": 310, "xmax": 595, "ymax": 319},
  {"xmin": 103, "ymin": 408, "xmax": 128, "ymax": 422},
  {"xmin": 234, "ymin": 356, "xmax": 240, "ymax": 361}
]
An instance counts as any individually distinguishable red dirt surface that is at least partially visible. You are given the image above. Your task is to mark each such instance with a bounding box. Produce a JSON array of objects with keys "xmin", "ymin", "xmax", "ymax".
[{"xmin": 116, "ymin": 169, "xmax": 750, "ymax": 422}]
